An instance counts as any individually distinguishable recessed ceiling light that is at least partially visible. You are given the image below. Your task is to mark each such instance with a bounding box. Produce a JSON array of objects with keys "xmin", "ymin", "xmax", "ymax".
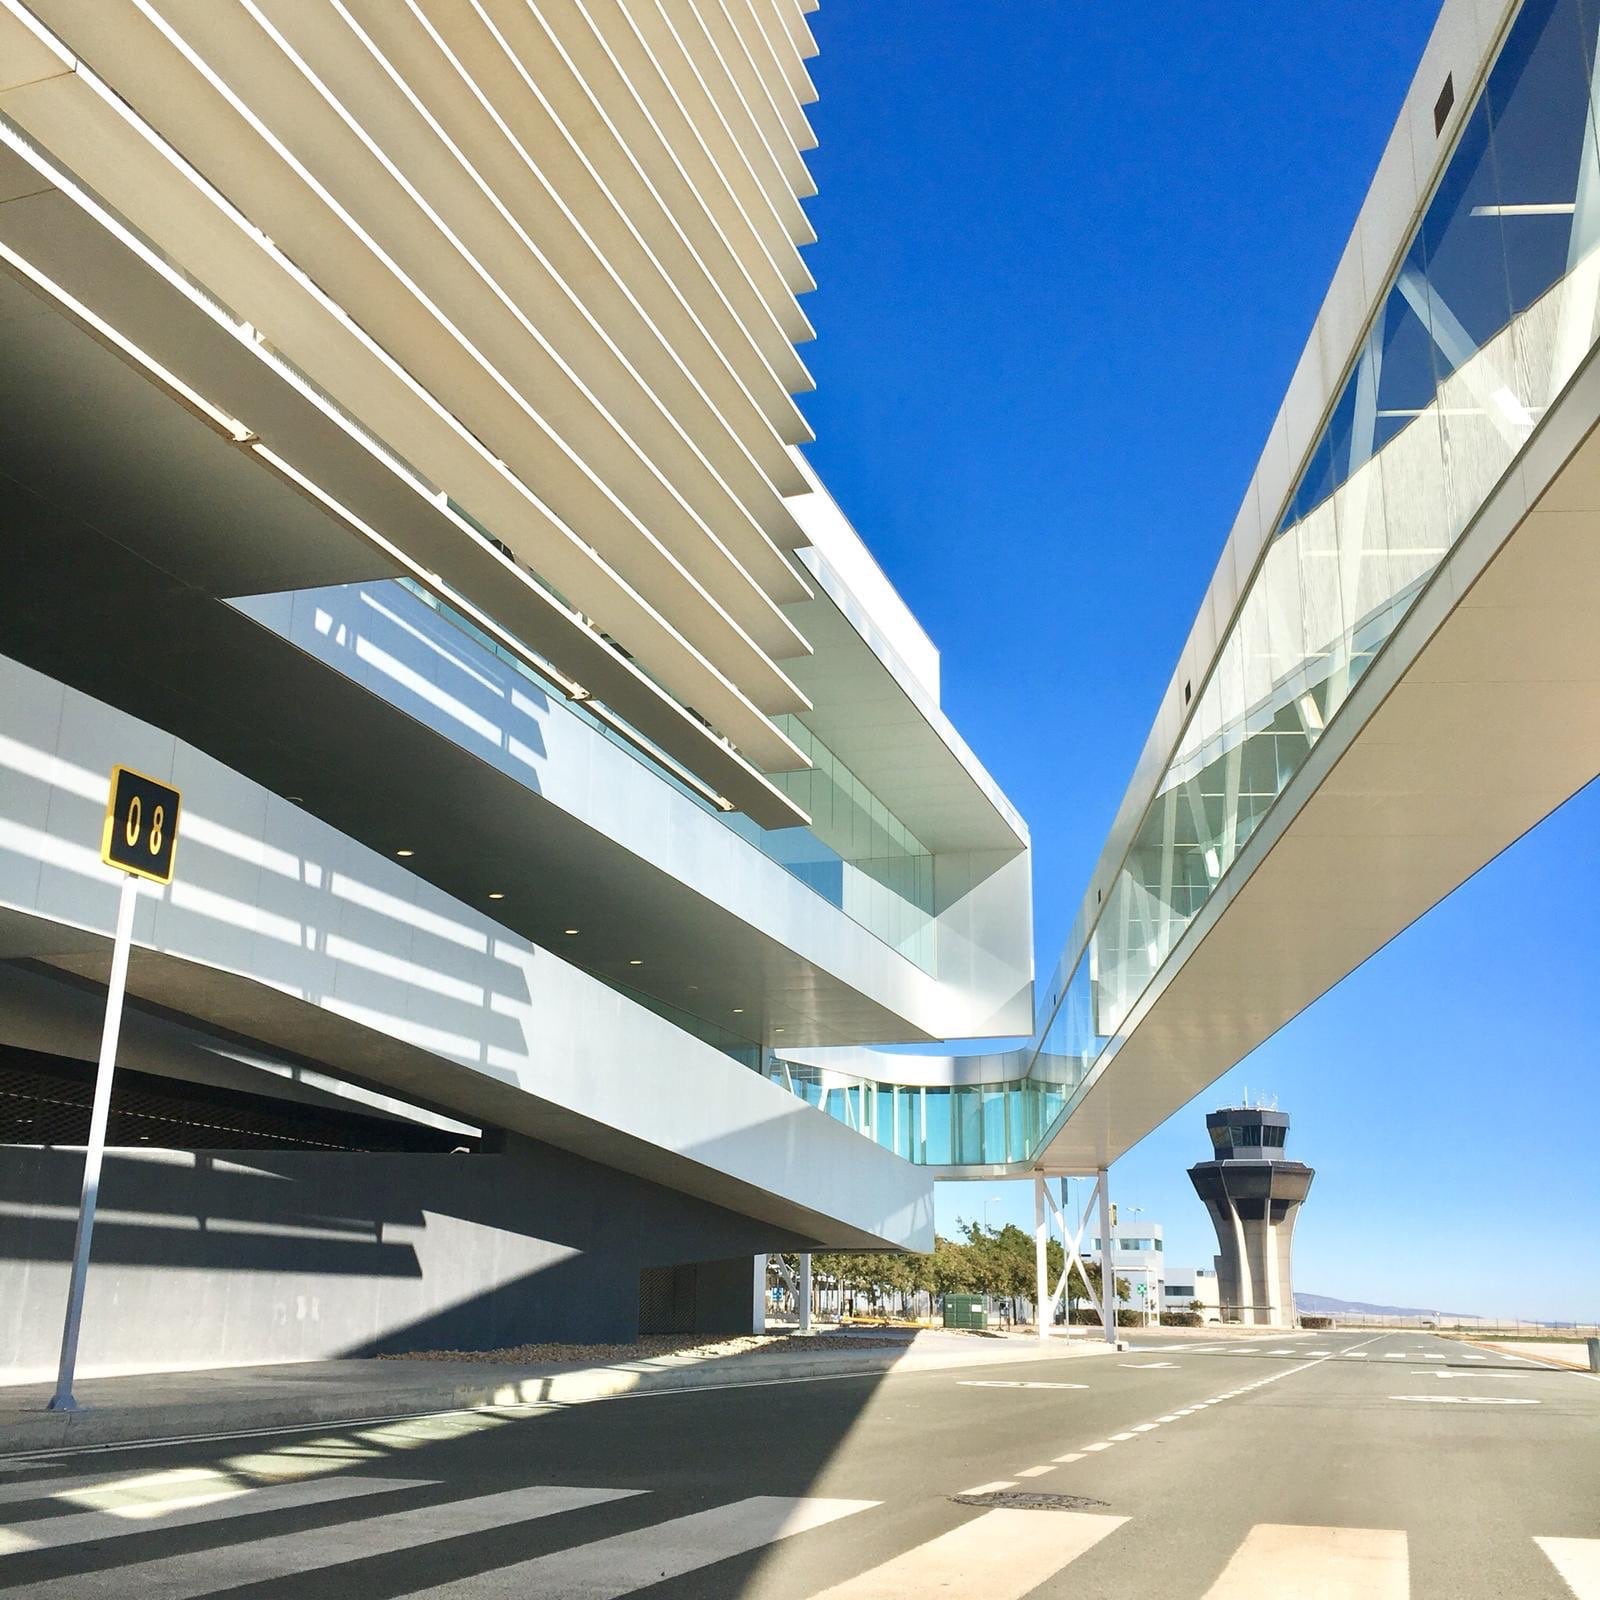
[
  {"xmin": 396, "ymin": 848, "xmax": 415, "ymax": 858},
  {"xmin": 564, "ymin": 928, "xmax": 579, "ymax": 935},
  {"xmin": 286, "ymin": 794, "xmax": 303, "ymax": 803},
  {"xmin": 732, "ymin": 1007, "xmax": 744, "ymax": 1014},
  {"xmin": 488, "ymin": 892, "xmax": 504, "ymax": 900},
  {"xmin": 628, "ymin": 958, "xmax": 643, "ymax": 965},
  {"xmin": 774, "ymin": 1027, "xmax": 784, "ymax": 1033}
]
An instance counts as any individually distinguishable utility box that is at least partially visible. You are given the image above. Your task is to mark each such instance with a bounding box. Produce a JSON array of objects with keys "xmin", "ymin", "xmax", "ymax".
[{"xmin": 942, "ymin": 1293, "xmax": 988, "ymax": 1330}]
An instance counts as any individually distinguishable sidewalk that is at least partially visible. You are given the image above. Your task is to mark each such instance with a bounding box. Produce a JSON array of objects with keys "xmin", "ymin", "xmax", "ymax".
[{"xmin": 0, "ymin": 1327, "xmax": 1116, "ymax": 1455}]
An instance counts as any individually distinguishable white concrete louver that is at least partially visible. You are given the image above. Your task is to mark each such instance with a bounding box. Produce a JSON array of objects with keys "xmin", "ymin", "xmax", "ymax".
[{"xmin": 0, "ymin": 0, "xmax": 824, "ymax": 825}]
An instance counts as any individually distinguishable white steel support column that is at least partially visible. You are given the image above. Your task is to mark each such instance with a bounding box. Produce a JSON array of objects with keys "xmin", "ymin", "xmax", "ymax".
[
  {"xmin": 1034, "ymin": 1173, "xmax": 1107, "ymax": 1343},
  {"xmin": 753, "ymin": 1254, "xmax": 768, "ymax": 1334},
  {"xmin": 1034, "ymin": 1176, "xmax": 1049, "ymax": 1342},
  {"xmin": 1096, "ymin": 1168, "xmax": 1117, "ymax": 1347},
  {"xmin": 798, "ymin": 1253, "xmax": 812, "ymax": 1333}
]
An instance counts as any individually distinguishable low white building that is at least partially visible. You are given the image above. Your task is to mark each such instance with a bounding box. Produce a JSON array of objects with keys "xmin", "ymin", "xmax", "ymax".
[
  {"xmin": 1162, "ymin": 1267, "xmax": 1222, "ymax": 1323},
  {"xmin": 1090, "ymin": 1220, "xmax": 1165, "ymax": 1326}
]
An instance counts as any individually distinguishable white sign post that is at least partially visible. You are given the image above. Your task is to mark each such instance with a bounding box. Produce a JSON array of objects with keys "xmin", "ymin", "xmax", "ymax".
[
  {"xmin": 46, "ymin": 871, "xmax": 139, "ymax": 1413},
  {"xmin": 46, "ymin": 766, "xmax": 181, "ymax": 1413}
]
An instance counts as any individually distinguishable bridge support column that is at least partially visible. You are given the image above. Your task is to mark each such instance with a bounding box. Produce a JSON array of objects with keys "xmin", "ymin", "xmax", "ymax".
[
  {"xmin": 1097, "ymin": 1168, "xmax": 1117, "ymax": 1347},
  {"xmin": 1034, "ymin": 1177, "xmax": 1049, "ymax": 1342},
  {"xmin": 798, "ymin": 1253, "xmax": 812, "ymax": 1333}
]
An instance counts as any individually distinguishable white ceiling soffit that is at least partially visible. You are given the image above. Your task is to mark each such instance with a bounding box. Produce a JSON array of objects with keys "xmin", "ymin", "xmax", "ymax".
[
  {"xmin": 1037, "ymin": 374, "xmax": 1600, "ymax": 1172},
  {"xmin": 538, "ymin": 0, "xmax": 817, "ymax": 385},
  {"xmin": 0, "ymin": 140, "xmax": 810, "ymax": 828},
  {"xmin": 0, "ymin": 2, "xmax": 820, "ymax": 780},
  {"xmin": 447, "ymin": 0, "xmax": 815, "ymax": 462}
]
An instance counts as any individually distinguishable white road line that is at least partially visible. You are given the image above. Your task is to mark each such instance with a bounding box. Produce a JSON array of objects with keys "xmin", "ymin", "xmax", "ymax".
[
  {"xmin": 1109, "ymin": 1432, "xmax": 1137, "ymax": 1442},
  {"xmin": 0, "ymin": 1473, "xmax": 425, "ymax": 1558},
  {"xmin": 1081, "ymin": 1441, "xmax": 1114, "ymax": 1452},
  {"xmin": 1132, "ymin": 1423, "xmax": 1159, "ymax": 1433},
  {"xmin": 1053, "ymin": 1453, "xmax": 1086, "ymax": 1464},
  {"xmin": 960, "ymin": 1481, "xmax": 1015, "ymax": 1495},
  {"xmin": 408, "ymin": 1495, "xmax": 875, "ymax": 1598},
  {"xmin": 0, "ymin": 1484, "xmax": 633, "ymax": 1598},
  {"xmin": 1156, "ymin": 1414, "xmax": 1181, "ymax": 1422},
  {"xmin": 1389, "ymin": 1394, "xmax": 1540, "ymax": 1405},
  {"xmin": 958, "ymin": 1381, "xmax": 1089, "ymax": 1390},
  {"xmin": 1119, "ymin": 1361, "xmax": 1178, "ymax": 1368},
  {"xmin": 1383, "ymin": 1353, "xmax": 1407, "ymax": 1359},
  {"xmin": 1537, "ymin": 1535, "xmax": 1600, "ymax": 1598},
  {"xmin": 1463, "ymin": 1354, "xmax": 1487, "ymax": 1360},
  {"xmin": 1014, "ymin": 1465, "xmax": 1053, "ymax": 1479},
  {"xmin": 1344, "ymin": 1352, "xmax": 1368, "ymax": 1359},
  {"xmin": 804, "ymin": 1506, "xmax": 1127, "ymax": 1599},
  {"xmin": 1200, "ymin": 1523, "xmax": 1408, "ymax": 1598}
]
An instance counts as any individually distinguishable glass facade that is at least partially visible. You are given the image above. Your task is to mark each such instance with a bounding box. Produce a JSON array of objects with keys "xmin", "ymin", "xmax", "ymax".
[
  {"xmin": 770, "ymin": 1061, "xmax": 1067, "ymax": 1166},
  {"xmin": 728, "ymin": 716, "xmax": 935, "ymax": 971},
  {"xmin": 781, "ymin": 0, "xmax": 1600, "ymax": 1164},
  {"xmin": 398, "ymin": 580, "xmax": 938, "ymax": 974}
]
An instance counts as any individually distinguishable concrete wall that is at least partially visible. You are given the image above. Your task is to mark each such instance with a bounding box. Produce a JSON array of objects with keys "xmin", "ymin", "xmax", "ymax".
[
  {"xmin": 0, "ymin": 649, "xmax": 935, "ymax": 1252},
  {"xmin": 1, "ymin": 1132, "xmax": 796, "ymax": 1381}
]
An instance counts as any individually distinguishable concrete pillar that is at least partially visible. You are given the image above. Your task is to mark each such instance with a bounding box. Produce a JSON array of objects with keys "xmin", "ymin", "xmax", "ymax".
[
  {"xmin": 753, "ymin": 1253, "xmax": 767, "ymax": 1333},
  {"xmin": 1097, "ymin": 1168, "xmax": 1116, "ymax": 1347},
  {"xmin": 798, "ymin": 1254, "xmax": 812, "ymax": 1333},
  {"xmin": 1034, "ymin": 1176, "xmax": 1049, "ymax": 1342}
]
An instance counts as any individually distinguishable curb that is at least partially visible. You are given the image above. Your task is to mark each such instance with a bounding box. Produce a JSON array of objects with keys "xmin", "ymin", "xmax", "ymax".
[{"xmin": 0, "ymin": 1340, "xmax": 1116, "ymax": 1456}]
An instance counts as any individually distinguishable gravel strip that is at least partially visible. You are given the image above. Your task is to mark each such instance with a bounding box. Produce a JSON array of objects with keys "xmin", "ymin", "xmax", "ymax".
[{"xmin": 374, "ymin": 1332, "xmax": 909, "ymax": 1366}]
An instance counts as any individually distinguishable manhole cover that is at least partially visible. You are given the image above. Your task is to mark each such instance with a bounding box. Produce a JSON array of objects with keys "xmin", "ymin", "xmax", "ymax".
[{"xmin": 951, "ymin": 1491, "xmax": 1110, "ymax": 1512}]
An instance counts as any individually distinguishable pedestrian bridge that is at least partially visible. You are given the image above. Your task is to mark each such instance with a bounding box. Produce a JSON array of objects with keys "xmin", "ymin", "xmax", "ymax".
[{"xmin": 772, "ymin": 0, "xmax": 1600, "ymax": 1177}]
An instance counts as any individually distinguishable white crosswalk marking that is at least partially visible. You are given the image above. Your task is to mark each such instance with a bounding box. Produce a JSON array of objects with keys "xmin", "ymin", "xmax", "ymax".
[
  {"xmin": 0, "ymin": 1484, "xmax": 637, "ymax": 1599},
  {"xmin": 1200, "ymin": 1524, "xmax": 1408, "ymax": 1598},
  {"xmin": 0, "ymin": 1473, "xmax": 424, "ymax": 1558},
  {"xmin": 401, "ymin": 1494, "xmax": 875, "ymax": 1598},
  {"xmin": 0, "ymin": 1469, "xmax": 178, "ymax": 1509},
  {"xmin": 804, "ymin": 1506, "xmax": 1126, "ymax": 1599},
  {"xmin": 1537, "ymin": 1536, "xmax": 1600, "ymax": 1597}
]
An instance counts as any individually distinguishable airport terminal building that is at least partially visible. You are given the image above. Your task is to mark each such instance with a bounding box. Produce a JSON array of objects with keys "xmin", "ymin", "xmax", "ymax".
[{"xmin": 5, "ymin": 0, "xmax": 1600, "ymax": 1373}]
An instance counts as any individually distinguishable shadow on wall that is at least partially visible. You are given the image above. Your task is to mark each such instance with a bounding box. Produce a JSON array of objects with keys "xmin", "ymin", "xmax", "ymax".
[{"xmin": 0, "ymin": 1131, "xmax": 814, "ymax": 1374}]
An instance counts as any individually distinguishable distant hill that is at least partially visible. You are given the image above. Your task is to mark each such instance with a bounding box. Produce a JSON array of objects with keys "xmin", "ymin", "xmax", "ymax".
[{"xmin": 1296, "ymin": 1292, "xmax": 1478, "ymax": 1318}]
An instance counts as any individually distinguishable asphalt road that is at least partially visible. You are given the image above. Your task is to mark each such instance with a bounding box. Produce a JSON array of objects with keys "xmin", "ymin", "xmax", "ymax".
[{"xmin": 0, "ymin": 1330, "xmax": 1596, "ymax": 1597}]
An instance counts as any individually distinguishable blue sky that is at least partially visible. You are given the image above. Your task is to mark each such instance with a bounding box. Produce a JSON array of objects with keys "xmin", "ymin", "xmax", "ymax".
[{"xmin": 798, "ymin": 2, "xmax": 1599, "ymax": 1322}]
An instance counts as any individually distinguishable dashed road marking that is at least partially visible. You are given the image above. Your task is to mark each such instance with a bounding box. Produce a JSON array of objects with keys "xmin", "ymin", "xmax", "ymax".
[
  {"xmin": 1081, "ymin": 1442, "xmax": 1114, "ymax": 1453},
  {"xmin": 960, "ymin": 1480, "xmax": 1017, "ymax": 1496},
  {"xmin": 1053, "ymin": 1453, "xmax": 1086, "ymax": 1464}
]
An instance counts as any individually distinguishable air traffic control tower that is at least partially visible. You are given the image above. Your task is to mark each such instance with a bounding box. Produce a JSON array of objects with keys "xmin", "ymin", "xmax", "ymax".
[{"xmin": 1188, "ymin": 1106, "xmax": 1314, "ymax": 1327}]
